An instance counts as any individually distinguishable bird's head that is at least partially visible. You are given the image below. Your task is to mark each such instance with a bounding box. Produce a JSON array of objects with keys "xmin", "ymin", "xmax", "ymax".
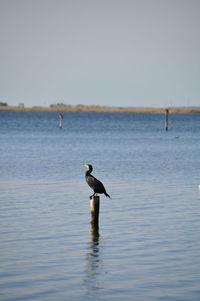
[{"xmin": 83, "ymin": 164, "xmax": 93, "ymax": 172}]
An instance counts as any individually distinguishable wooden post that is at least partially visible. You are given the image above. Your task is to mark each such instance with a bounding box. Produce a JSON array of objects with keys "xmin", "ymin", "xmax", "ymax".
[
  {"xmin": 59, "ymin": 113, "xmax": 63, "ymax": 129},
  {"xmin": 165, "ymin": 109, "xmax": 169, "ymax": 131},
  {"xmin": 90, "ymin": 195, "xmax": 100, "ymax": 231}
]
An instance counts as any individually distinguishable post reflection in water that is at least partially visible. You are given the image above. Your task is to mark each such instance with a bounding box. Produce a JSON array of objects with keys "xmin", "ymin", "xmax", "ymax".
[{"xmin": 84, "ymin": 225, "xmax": 104, "ymax": 299}]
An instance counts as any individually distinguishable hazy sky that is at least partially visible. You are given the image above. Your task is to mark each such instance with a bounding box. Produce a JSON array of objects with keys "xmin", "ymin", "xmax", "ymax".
[{"xmin": 0, "ymin": 0, "xmax": 200, "ymax": 107}]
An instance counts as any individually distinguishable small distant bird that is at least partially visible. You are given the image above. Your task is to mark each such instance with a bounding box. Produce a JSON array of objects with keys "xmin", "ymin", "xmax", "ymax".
[{"xmin": 83, "ymin": 164, "xmax": 111, "ymax": 199}]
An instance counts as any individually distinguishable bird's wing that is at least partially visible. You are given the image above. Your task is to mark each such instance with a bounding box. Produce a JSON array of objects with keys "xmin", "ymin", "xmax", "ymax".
[
  {"xmin": 86, "ymin": 175, "xmax": 105, "ymax": 192},
  {"xmin": 86, "ymin": 175, "xmax": 111, "ymax": 196}
]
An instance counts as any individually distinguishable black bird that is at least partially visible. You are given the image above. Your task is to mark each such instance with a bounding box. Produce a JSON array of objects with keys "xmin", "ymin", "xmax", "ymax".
[{"xmin": 83, "ymin": 164, "xmax": 111, "ymax": 199}]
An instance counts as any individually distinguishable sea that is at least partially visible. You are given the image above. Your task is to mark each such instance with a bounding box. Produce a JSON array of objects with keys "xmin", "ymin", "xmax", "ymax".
[{"xmin": 0, "ymin": 110, "xmax": 200, "ymax": 301}]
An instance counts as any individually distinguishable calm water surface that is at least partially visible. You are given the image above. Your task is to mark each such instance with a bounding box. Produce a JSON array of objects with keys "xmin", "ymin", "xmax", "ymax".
[{"xmin": 0, "ymin": 111, "xmax": 200, "ymax": 300}]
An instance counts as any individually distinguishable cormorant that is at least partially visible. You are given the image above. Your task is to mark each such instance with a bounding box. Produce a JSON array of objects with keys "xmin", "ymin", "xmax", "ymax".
[{"xmin": 83, "ymin": 164, "xmax": 111, "ymax": 199}]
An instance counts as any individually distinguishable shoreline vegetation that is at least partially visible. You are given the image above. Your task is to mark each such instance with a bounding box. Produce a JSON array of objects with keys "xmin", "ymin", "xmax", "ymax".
[{"xmin": 0, "ymin": 104, "xmax": 200, "ymax": 114}]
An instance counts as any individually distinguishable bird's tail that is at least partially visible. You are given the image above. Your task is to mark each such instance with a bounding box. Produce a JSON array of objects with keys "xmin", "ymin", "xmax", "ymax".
[{"xmin": 105, "ymin": 192, "xmax": 111, "ymax": 199}]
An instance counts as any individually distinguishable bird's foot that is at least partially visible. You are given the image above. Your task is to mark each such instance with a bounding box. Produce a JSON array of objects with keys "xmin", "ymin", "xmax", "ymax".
[{"xmin": 90, "ymin": 193, "xmax": 98, "ymax": 199}]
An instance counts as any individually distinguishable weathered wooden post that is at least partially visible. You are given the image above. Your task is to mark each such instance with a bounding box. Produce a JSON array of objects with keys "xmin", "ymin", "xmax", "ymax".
[
  {"xmin": 59, "ymin": 113, "xmax": 64, "ymax": 129},
  {"xmin": 165, "ymin": 109, "xmax": 169, "ymax": 131},
  {"xmin": 90, "ymin": 195, "xmax": 100, "ymax": 234}
]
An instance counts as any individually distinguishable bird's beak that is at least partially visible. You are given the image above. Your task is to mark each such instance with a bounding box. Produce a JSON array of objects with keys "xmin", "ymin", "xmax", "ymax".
[{"xmin": 83, "ymin": 164, "xmax": 88, "ymax": 168}]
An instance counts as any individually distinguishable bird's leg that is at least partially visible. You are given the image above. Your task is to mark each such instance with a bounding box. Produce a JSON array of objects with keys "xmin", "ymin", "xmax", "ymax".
[{"xmin": 90, "ymin": 192, "xmax": 95, "ymax": 199}]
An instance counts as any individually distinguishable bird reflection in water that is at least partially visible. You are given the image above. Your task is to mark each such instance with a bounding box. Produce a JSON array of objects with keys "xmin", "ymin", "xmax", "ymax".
[{"xmin": 84, "ymin": 225, "xmax": 104, "ymax": 297}]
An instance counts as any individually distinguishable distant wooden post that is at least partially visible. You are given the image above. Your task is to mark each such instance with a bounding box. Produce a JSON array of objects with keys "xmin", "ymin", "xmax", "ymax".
[
  {"xmin": 165, "ymin": 109, "xmax": 169, "ymax": 131},
  {"xmin": 59, "ymin": 113, "xmax": 64, "ymax": 129},
  {"xmin": 90, "ymin": 195, "xmax": 100, "ymax": 231}
]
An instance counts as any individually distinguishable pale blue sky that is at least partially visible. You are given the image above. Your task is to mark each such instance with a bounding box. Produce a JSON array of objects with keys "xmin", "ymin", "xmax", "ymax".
[{"xmin": 0, "ymin": 0, "xmax": 200, "ymax": 107}]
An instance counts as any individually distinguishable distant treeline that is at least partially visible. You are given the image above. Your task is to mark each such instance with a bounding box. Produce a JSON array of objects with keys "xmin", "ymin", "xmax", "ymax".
[
  {"xmin": 50, "ymin": 103, "xmax": 108, "ymax": 111},
  {"xmin": 0, "ymin": 102, "xmax": 8, "ymax": 106},
  {"xmin": 0, "ymin": 103, "xmax": 200, "ymax": 113}
]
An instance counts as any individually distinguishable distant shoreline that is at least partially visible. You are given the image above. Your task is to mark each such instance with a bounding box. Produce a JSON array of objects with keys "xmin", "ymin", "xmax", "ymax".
[{"xmin": 0, "ymin": 105, "xmax": 200, "ymax": 114}]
